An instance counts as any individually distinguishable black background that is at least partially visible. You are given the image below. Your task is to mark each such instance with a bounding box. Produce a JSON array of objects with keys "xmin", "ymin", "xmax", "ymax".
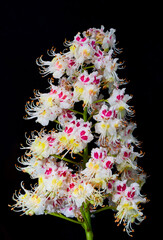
[{"xmin": 1, "ymin": 1, "xmax": 161, "ymax": 239}]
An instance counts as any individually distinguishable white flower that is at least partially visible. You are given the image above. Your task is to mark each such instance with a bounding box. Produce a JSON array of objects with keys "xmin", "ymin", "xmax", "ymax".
[
  {"xmin": 93, "ymin": 47, "xmax": 104, "ymax": 69},
  {"xmin": 30, "ymin": 135, "xmax": 50, "ymax": 159},
  {"xmin": 57, "ymin": 119, "xmax": 93, "ymax": 154},
  {"xmin": 113, "ymin": 180, "xmax": 146, "ymax": 204},
  {"xmin": 11, "ymin": 183, "xmax": 46, "ymax": 215},
  {"xmin": 71, "ymin": 180, "xmax": 94, "ymax": 207},
  {"xmin": 113, "ymin": 179, "xmax": 146, "ymax": 235},
  {"xmin": 95, "ymin": 118, "xmax": 120, "ymax": 140},
  {"xmin": 93, "ymin": 104, "xmax": 116, "ymax": 122},
  {"xmin": 83, "ymin": 25, "xmax": 105, "ymax": 41},
  {"xmin": 121, "ymin": 168, "xmax": 146, "ymax": 188},
  {"xmin": 25, "ymin": 91, "xmax": 60, "ymax": 126},
  {"xmin": 39, "ymin": 173, "xmax": 65, "ymax": 194},
  {"xmin": 25, "ymin": 84, "xmax": 74, "ymax": 126},
  {"xmin": 102, "ymin": 28, "xmax": 116, "ymax": 50},
  {"xmin": 115, "ymin": 145, "xmax": 142, "ymax": 171},
  {"xmin": 82, "ymin": 158, "xmax": 101, "ymax": 177},
  {"xmin": 115, "ymin": 197, "xmax": 145, "ymax": 236},
  {"xmin": 77, "ymin": 44, "xmax": 93, "ymax": 64},
  {"xmin": 66, "ymin": 57, "xmax": 79, "ymax": 77},
  {"xmin": 73, "ymin": 71, "xmax": 101, "ymax": 105},
  {"xmin": 17, "ymin": 155, "xmax": 45, "ymax": 178},
  {"xmin": 119, "ymin": 122, "xmax": 139, "ymax": 146},
  {"xmin": 73, "ymin": 81, "xmax": 100, "ymax": 105},
  {"xmin": 37, "ymin": 158, "xmax": 73, "ymax": 198},
  {"xmin": 69, "ymin": 34, "xmax": 93, "ymax": 64},
  {"xmin": 107, "ymin": 88, "xmax": 133, "ymax": 117},
  {"xmin": 60, "ymin": 205, "xmax": 76, "ymax": 218},
  {"xmin": 83, "ymin": 84, "xmax": 100, "ymax": 105},
  {"xmin": 112, "ymin": 180, "xmax": 127, "ymax": 202},
  {"xmin": 58, "ymin": 109, "xmax": 76, "ymax": 126},
  {"xmin": 78, "ymin": 71, "xmax": 101, "ymax": 85},
  {"xmin": 91, "ymin": 147, "xmax": 107, "ymax": 160},
  {"xmin": 124, "ymin": 183, "xmax": 146, "ymax": 203},
  {"xmin": 36, "ymin": 53, "xmax": 68, "ymax": 78},
  {"xmin": 82, "ymin": 157, "xmax": 113, "ymax": 181},
  {"xmin": 22, "ymin": 130, "xmax": 63, "ymax": 160},
  {"xmin": 73, "ymin": 81, "xmax": 85, "ymax": 102},
  {"xmin": 103, "ymin": 53, "xmax": 118, "ymax": 72},
  {"xmin": 102, "ymin": 156, "xmax": 114, "ymax": 169},
  {"xmin": 81, "ymin": 147, "xmax": 115, "ymax": 190}
]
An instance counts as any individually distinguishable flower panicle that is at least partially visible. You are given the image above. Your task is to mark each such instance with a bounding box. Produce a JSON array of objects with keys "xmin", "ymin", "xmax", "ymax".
[{"xmin": 10, "ymin": 26, "xmax": 148, "ymax": 237}]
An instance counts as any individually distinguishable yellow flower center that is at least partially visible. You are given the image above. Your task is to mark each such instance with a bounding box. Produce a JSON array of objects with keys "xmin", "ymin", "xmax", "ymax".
[
  {"xmin": 76, "ymin": 86, "xmax": 84, "ymax": 94},
  {"xmin": 70, "ymin": 44, "xmax": 76, "ymax": 54},
  {"xmin": 89, "ymin": 89, "xmax": 96, "ymax": 95},
  {"xmin": 31, "ymin": 194, "xmax": 41, "ymax": 204},
  {"xmin": 83, "ymin": 49, "xmax": 90, "ymax": 56},
  {"xmin": 118, "ymin": 106, "xmax": 125, "ymax": 111},
  {"xmin": 48, "ymin": 97, "xmax": 53, "ymax": 106},
  {"xmin": 59, "ymin": 135, "xmax": 68, "ymax": 144},
  {"xmin": 38, "ymin": 142, "xmax": 46, "ymax": 150},
  {"xmin": 88, "ymin": 162, "xmax": 99, "ymax": 171},
  {"xmin": 101, "ymin": 123, "xmax": 106, "ymax": 128},
  {"xmin": 73, "ymin": 184, "xmax": 84, "ymax": 195},
  {"xmin": 41, "ymin": 110, "xmax": 46, "ymax": 115}
]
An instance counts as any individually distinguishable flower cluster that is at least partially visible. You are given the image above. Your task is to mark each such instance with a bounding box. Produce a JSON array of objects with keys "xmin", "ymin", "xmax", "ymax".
[
  {"xmin": 114, "ymin": 180, "xmax": 146, "ymax": 235},
  {"xmin": 20, "ymin": 118, "xmax": 93, "ymax": 161},
  {"xmin": 25, "ymin": 82, "xmax": 74, "ymax": 126},
  {"xmin": 11, "ymin": 26, "xmax": 147, "ymax": 237}
]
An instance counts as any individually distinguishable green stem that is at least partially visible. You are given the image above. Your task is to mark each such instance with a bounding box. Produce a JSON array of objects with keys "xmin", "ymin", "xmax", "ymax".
[
  {"xmin": 91, "ymin": 123, "xmax": 96, "ymax": 129},
  {"xmin": 69, "ymin": 108, "xmax": 83, "ymax": 116},
  {"xmin": 76, "ymin": 152, "xmax": 83, "ymax": 157},
  {"xmin": 87, "ymin": 110, "xmax": 98, "ymax": 122},
  {"xmin": 81, "ymin": 202, "xmax": 93, "ymax": 240},
  {"xmin": 84, "ymin": 202, "xmax": 92, "ymax": 231},
  {"xmin": 83, "ymin": 65, "xmax": 95, "ymax": 70},
  {"xmin": 53, "ymin": 119, "xmax": 60, "ymax": 124},
  {"xmin": 92, "ymin": 99, "xmax": 108, "ymax": 104},
  {"xmin": 83, "ymin": 106, "xmax": 88, "ymax": 168},
  {"xmin": 83, "ymin": 106, "xmax": 88, "ymax": 122},
  {"xmin": 83, "ymin": 222, "xmax": 93, "ymax": 240},
  {"xmin": 87, "ymin": 115, "xmax": 93, "ymax": 122},
  {"xmin": 47, "ymin": 212, "xmax": 82, "ymax": 225},
  {"xmin": 91, "ymin": 205, "xmax": 116, "ymax": 215},
  {"xmin": 52, "ymin": 154, "xmax": 80, "ymax": 166}
]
